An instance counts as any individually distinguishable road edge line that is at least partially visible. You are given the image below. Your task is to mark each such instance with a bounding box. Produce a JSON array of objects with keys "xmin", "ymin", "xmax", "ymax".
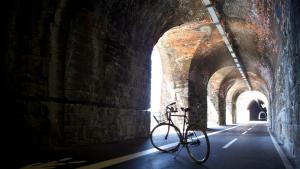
[{"xmin": 268, "ymin": 127, "xmax": 294, "ymax": 169}]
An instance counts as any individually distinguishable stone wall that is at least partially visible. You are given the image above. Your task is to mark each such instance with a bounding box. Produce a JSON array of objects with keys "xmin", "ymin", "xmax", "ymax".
[
  {"xmin": 1, "ymin": 0, "xmax": 208, "ymax": 150},
  {"xmin": 271, "ymin": 0, "xmax": 300, "ymax": 167},
  {"xmin": 2, "ymin": 0, "xmax": 160, "ymax": 150},
  {"xmin": 64, "ymin": 105, "xmax": 149, "ymax": 145}
]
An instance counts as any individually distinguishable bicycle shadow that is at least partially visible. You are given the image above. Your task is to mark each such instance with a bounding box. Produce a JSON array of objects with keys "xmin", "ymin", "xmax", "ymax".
[{"xmin": 167, "ymin": 147, "xmax": 211, "ymax": 169}]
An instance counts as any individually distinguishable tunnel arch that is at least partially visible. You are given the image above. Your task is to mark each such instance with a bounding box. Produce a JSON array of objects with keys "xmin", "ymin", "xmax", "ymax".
[
  {"xmin": 1, "ymin": 1, "xmax": 299, "ymax": 162},
  {"xmin": 47, "ymin": 0, "xmax": 215, "ymax": 144},
  {"xmin": 236, "ymin": 90, "xmax": 269, "ymax": 123},
  {"xmin": 154, "ymin": 20, "xmax": 236, "ymax": 128},
  {"xmin": 207, "ymin": 66, "xmax": 237, "ymax": 126},
  {"xmin": 225, "ymin": 73, "xmax": 270, "ymax": 125}
]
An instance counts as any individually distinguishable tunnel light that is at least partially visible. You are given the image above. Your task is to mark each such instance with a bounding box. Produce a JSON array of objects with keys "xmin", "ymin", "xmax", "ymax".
[
  {"xmin": 223, "ymin": 37, "xmax": 231, "ymax": 46},
  {"xmin": 216, "ymin": 24, "xmax": 226, "ymax": 36},
  {"xmin": 202, "ymin": 0, "xmax": 211, "ymax": 5},
  {"xmin": 207, "ymin": 7, "xmax": 220, "ymax": 23},
  {"xmin": 231, "ymin": 53, "xmax": 237, "ymax": 58},
  {"xmin": 202, "ymin": 0, "xmax": 252, "ymax": 90},
  {"xmin": 247, "ymin": 85, "xmax": 252, "ymax": 91},
  {"xmin": 227, "ymin": 45, "xmax": 233, "ymax": 52}
]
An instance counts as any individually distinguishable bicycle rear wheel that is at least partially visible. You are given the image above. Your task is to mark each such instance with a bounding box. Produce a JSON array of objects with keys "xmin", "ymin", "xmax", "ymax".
[
  {"xmin": 150, "ymin": 123, "xmax": 181, "ymax": 152},
  {"xmin": 185, "ymin": 125, "xmax": 210, "ymax": 163}
]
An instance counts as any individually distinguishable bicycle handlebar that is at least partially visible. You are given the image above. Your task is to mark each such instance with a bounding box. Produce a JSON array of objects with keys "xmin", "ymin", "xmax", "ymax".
[
  {"xmin": 166, "ymin": 102, "xmax": 192, "ymax": 114},
  {"xmin": 168, "ymin": 102, "xmax": 176, "ymax": 106},
  {"xmin": 166, "ymin": 102, "xmax": 177, "ymax": 112}
]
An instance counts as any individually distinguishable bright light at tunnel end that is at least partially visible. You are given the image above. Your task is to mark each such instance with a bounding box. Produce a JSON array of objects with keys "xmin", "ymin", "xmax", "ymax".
[
  {"xmin": 150, "ymin": 46, "xmax": 163, "ymax": 129},
  {"xmin": 236, "ymin": 91, "xmax": 268, "ymax": 124}
]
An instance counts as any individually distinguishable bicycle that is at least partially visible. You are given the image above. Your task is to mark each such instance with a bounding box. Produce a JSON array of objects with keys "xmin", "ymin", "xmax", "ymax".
[{"xmin": 150, "ymin": 102, "xmax": 210, "ymax": 164}]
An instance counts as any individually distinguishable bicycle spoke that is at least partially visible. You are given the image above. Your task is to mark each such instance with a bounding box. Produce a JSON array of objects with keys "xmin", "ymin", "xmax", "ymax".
[
  {"xmin": 150, "ymin": 123, "xmax": 181, "ymax": 152},
  {"xmin": 185, "ymin": 126, "xmax": 210, "ymax": 163}
]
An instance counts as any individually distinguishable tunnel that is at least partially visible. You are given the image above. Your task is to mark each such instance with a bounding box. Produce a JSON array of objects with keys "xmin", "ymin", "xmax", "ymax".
[{"xmin": 1, "ymin": 0, "xmax": 300, "ymax": 168}]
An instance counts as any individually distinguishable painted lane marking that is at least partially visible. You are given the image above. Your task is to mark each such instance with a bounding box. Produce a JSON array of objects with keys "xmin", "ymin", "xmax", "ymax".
[
  {"xmin": 242, "ymin": 131, "xmax": 248, "ymax": 135},
  {"xmin": 78, "ymin": 125, "xmax": 240, "ymax": 169},
  {"xmin": 20, "ymin": 158, "xmax": 86, "ymax": 169},
  {"xmin": 222, "ymin": 138, "xmax": 238, "ymax": 149},
  {"xmin": 268, "ymin": 128, "xmax": 293, "ymax": 169},
  {"xmin": 207, "ymin": 125, "xmax": 239, "ymax": 137},
  {"xmin": 77, "ymin": 146, "xmax": 161, "ymax": 169},
  {"xmin": 248, "ymin": 128, "xmax": 252, "ymax": 131}
]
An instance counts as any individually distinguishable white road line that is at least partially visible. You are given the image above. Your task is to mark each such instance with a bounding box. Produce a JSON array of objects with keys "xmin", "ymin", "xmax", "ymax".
[
  {"xmin": 207, "ymin": 125, "xmax": 239, "ymax": 136},
  {"xmin": 222, "ymin": 138, "xmax": 238, "ymax": 149},
  {"xmin": 77, "ymin": 147, "xmax": 160, "ymax": 169},
  {"xmin": 248, "ymin": 128, "xmax": 252, "ymax": 131},
  {"xmin": 268, "ymin": 128, "xmax": 293, "ymax": 169},
  {"xmin": 78, "ymin": 125, "xmax": 240, "ymax": 169},
  {"xmin": 242, "ymin": 131, "xmax": 248, "ymax": 135}
]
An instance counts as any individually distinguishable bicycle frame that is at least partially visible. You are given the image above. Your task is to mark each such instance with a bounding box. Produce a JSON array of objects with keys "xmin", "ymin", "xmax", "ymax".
[
  {"xmin": 151, "ymin": 103, "xmax": 210, "ymax": 163},
  {"xmin": 165, "ymin": 107, "xmax": 189, "ymax": 140}
]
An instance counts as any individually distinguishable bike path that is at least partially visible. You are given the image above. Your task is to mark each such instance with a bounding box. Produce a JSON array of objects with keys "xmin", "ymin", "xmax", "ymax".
[
  {"xmin": 16, "ymin": 125, "xmax": 232, "ymax": 169},
  {"xmin": 102, "ymin": 122, "xmax": 286, "ymax": 169},
  {"xmin": 17, "ymin": 122, "xmax": 288, "ymax": 169}
]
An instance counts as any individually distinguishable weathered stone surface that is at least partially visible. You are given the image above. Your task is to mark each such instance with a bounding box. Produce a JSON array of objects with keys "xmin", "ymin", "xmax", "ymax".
[
  {"xmin": 0, "ymin": 1, "xmax": 299, "ymax": 168},
  {"xmin": 64, "ymin": 105, "xmax": 150, "ymax": 145}
]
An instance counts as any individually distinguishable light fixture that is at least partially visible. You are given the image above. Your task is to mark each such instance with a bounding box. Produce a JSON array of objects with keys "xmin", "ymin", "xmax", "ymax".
[
  {"xmin": 216, "ymin": 24, "xmax": 225, "ymax": 36},
  {"xmin": 231, "ymin": 53, "xmax": 237, "ymax": 58},
  {"xmin": 202, "ymin": 0, "xmax": 252, "ymax": 90},
  {"xmin": 202, "ymin": 0, "xmax": 211, "ymax": 5}
]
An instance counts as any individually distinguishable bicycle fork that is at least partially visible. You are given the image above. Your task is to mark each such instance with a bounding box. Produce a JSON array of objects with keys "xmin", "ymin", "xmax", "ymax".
[{"xmin": 164, "ymin": 125, "xmax": 171, "ymax": 140}]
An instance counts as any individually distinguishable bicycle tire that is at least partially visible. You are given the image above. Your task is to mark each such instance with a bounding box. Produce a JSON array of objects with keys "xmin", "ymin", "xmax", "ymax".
[
  {"xmin": 150, "ymin": 123, "xmax": 181, "ymax": 152},
  {"xmin": 185, "ymin": 125, "xmax": 210, "ymax": 163}
]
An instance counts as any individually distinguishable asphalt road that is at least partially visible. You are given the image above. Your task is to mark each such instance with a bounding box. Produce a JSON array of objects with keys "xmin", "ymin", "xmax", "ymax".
[{"xmin": 18, "ymin": 122, "xmax": 287, "ymax": 169}]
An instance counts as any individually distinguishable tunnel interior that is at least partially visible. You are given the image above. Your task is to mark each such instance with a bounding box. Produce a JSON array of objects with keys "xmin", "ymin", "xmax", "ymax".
[{"xmin": 1, "ymin": 0, "xmax": 300, "ymax": 168}]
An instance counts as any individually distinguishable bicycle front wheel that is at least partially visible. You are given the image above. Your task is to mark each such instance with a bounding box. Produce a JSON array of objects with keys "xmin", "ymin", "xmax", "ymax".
[
  {"xmin": 185, "ymin": 125, "xmax": 210, "ymax": 163},
  {"xmin": 150, "ymin": 123, "xmax": 181, "ymax": 152}
]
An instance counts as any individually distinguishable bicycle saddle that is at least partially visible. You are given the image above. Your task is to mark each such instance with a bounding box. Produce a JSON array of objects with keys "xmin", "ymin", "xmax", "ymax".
[{"xmin": 181, "ymin": 107, "xmax": 191, "ymax": 112}]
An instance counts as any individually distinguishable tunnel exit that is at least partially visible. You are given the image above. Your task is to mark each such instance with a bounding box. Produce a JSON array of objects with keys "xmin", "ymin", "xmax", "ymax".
[
  {"xmin": 150, "ymin": 46, "xmax": 163, "ymax": 130},
  {"xmin": 236, "ymin": 91, "xmax": 268, "ymax": 124}
]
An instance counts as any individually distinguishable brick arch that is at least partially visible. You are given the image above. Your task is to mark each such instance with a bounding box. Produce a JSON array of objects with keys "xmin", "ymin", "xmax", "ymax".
[
  {"xmin": 225, "ymin": 74, "xmax": 269, "ymax": 124},
  {"xmin": 207, "ymin": 66, "xmax": 236, "ymax": 126},
  {"xmin": 1, "ymin": 0, "xmax": 211, "ymax": 147}
]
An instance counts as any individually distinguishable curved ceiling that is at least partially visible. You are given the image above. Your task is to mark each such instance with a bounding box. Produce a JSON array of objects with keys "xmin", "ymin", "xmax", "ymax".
[{"xmin": 156, "ymin": 0, "xmax": 274, "ymax": 108}]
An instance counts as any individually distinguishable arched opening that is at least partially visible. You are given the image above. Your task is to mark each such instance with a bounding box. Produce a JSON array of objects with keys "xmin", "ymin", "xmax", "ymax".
[
  {"xmin": 258, "ymin": 111, "xmax": 267, "ymax": 121},
  {"xmin": 236, "ymin": 91, "xmax": 268, "ymax": 124},
  {"xmin": 150, "ymin": 46, "xmax": 163, "ymax": 130},
  {"xmin": 207, "ymin": 66, "xmax": 238, "ymax": 126}
]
